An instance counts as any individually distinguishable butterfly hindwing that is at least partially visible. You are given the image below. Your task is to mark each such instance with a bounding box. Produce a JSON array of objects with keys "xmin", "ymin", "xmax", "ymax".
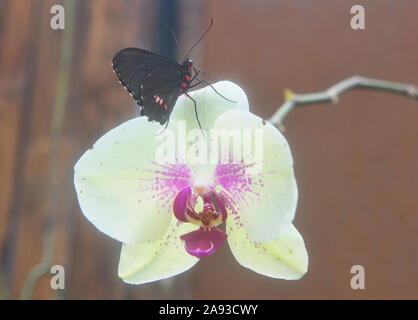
[{"xmin": 141, "ymin": 66, "xmax": 184, "ymax": 124}]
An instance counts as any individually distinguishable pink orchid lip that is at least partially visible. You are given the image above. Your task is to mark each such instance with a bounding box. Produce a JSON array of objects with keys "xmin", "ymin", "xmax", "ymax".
[
  {"xmin": 173, "ymin": 185, "xmax": 229, "ymax": 258},
  {"xmin": 180, "ymin": 227, "xmax": 228, "ymax": 258}
]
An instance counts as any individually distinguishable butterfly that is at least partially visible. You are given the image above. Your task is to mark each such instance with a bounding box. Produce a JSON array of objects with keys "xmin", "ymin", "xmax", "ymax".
[
  {"xmin": 112, "ymin": 20, "xmax": 216, "ymax": 128},
  {"xmin": 112, "ymin": 48, "xmax": 197, "ymax": 126}
]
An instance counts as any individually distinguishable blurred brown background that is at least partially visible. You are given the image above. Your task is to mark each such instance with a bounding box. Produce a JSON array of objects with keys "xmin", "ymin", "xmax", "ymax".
[{"xmin": 0, "ymin": 0, "xmax": 417, "ymax": 299}]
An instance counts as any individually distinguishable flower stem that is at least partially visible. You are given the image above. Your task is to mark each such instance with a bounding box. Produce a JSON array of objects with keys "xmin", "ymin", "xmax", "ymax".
[
  {"xmin": 19, "ymin": 0, "xmax": 76, "ymax": 300},
  {"xmin": 268, "ymin": 75, "xmax": 418, "ymax": 128}
]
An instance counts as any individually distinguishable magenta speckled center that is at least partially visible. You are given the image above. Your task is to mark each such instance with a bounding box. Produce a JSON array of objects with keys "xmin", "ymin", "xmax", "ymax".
[{"xmin": 148, "ymin": 161, "xmax": 266, "ymax": 258}]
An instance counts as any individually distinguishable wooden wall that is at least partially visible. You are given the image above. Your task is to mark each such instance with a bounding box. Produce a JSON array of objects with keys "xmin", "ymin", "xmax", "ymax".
[{"xmin": 0, "ymin": 0, "xmax": 417, "ymax": 299}]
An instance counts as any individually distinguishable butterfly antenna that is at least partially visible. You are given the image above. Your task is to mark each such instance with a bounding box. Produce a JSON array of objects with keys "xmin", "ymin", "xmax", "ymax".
[
  {"xmin": 186, "ymin": 18, "xmax": 214, "ymax": 58},
  {"xmin": 170, "ymin": 27, "xmax": 187, "ymax": 60}
]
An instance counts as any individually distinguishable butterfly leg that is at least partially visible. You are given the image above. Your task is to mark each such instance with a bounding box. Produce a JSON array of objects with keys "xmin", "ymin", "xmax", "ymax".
[
  {"xmin": 191, "ymin": 67, "xmax": 200, "ymax": 81},
  {"xmin": 155, "ymin": 118, "xmax": 170, "ymax": 136},
  {"xmin": 189, "ymin": 80, "xmax": 205, "ymax": 89},
  {"xmin": 192, "ymin": 78, "xmax": 236, "ymax": 103},
  {"xmin": 193, "ymin": 67, "xmax": 218, "ymax": 81},
  {"xmin": 185, "ymin": 93, "xmax": 204, "ymax": 132}
]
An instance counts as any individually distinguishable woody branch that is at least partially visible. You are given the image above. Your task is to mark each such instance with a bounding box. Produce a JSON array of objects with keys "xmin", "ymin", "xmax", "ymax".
[{"xmin": 268, "ymin": 75, "xmax": 418, "ymax": 128}]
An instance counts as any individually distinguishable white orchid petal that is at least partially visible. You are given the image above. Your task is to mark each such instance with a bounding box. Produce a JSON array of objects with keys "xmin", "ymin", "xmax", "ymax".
[
  {"xmin": 118, "ymin": 218, "xmax": 199, "ymax": 284},
  {"xmin": 213, "ymin": 110, "xmax": 298, "ymax": 243},
  {"xmin": 74, "ymin": 117, "xmax": 192, "ymax": 244},
  {"xmin": 165, "ymin": 81, "xmax": 250, "ymax": 178},
  {"xmin": 170, "ymin": 80, "xmax": 249, "ymax": 133},
  {"xmin": 227, "ymin": 220, "xmax": 308, "ymax": 280}
]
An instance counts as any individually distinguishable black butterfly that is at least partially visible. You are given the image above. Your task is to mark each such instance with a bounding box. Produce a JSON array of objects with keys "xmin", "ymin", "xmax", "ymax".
[
  {"xmin": 112, "ymin": 19, "xmax": 233, "ymax": 128},
  {"xmin": 112, "ymin": 47, "xmax": 196, "ymax": 126}
]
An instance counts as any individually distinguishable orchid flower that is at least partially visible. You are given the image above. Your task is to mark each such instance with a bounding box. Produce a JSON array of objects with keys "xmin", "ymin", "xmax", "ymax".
[{"xmin": 74, "ymin": 81, "xmax": 308, "ymax": 284}]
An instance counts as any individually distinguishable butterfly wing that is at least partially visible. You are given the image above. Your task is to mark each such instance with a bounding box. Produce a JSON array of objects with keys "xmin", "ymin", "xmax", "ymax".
[
  {"xmin": 112, "ymin": 48, "xmax": 185, "ymax": 124},
  {"xmin": 140, "ymin": 66, "xmax": 185, "ymax": 124}
]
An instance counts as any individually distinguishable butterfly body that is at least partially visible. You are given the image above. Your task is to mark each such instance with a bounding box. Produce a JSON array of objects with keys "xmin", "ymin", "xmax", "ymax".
[{"xmin": 112, "ymin": 48, "xmax": 194, "ymax": 125}]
